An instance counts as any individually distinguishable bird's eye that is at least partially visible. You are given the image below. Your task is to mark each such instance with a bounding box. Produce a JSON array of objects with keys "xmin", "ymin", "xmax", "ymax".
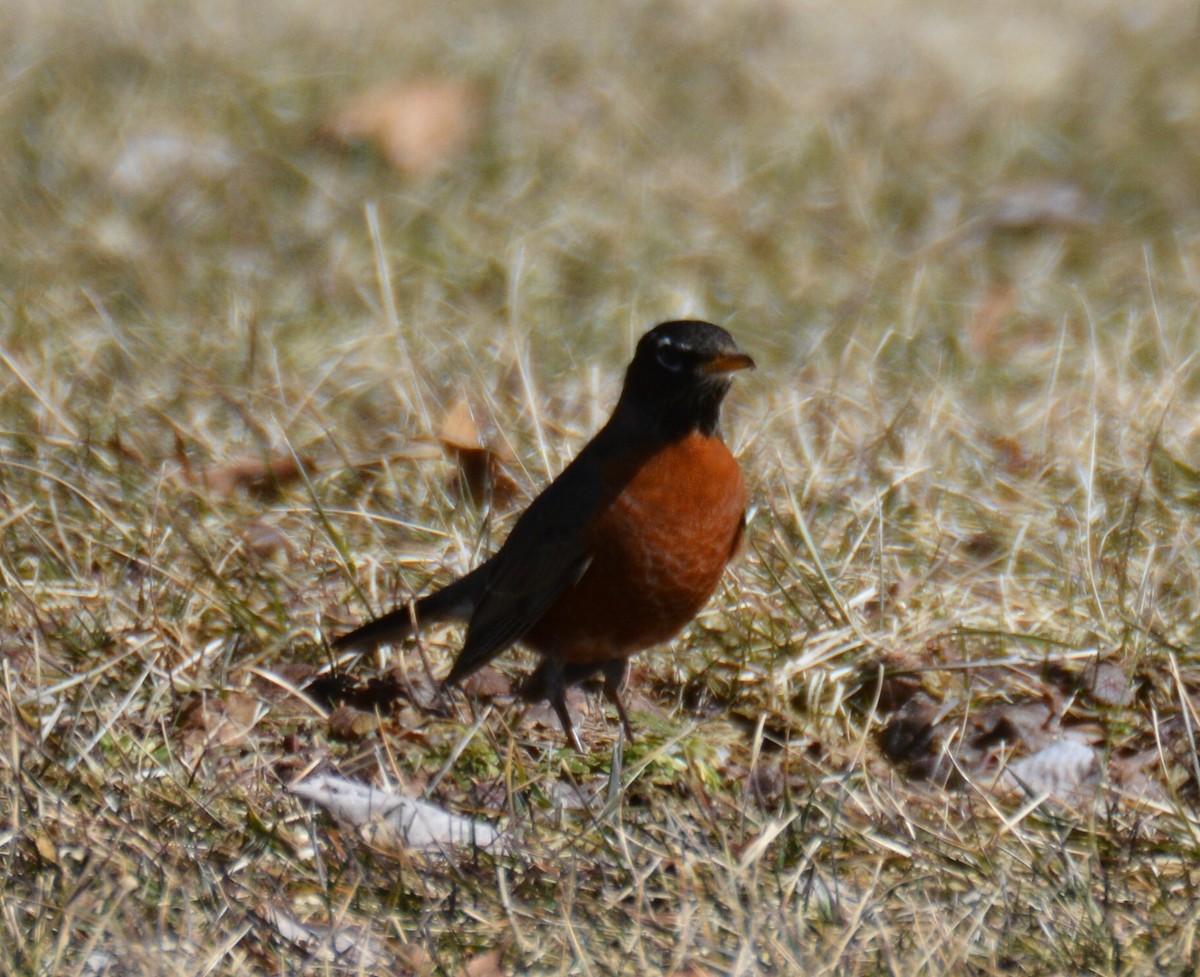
[{"xmin": 655, "ymin": 346, "xmax": 685, "ymax": 372}]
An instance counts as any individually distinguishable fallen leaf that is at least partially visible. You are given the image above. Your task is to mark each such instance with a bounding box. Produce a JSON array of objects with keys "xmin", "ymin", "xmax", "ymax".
[
  {"xmin": 460, "ymin": 946, "xmax": 507, "ymax": 977},
  {"xmin": 319, "ymin": 79, "xmax": 481, "ymax": 178},
  {"xmin": 437, "ymin": 399, "xmax": 519, "ymax": 507},
  {"xmin": 291, "ymin": 773, "xmax": 503, "ymax": 851},
  {"xmin": 459, "ymin": 666, "xmax": 513, "ymax": 699},
  {"xmin": 238, "ymin": 519, "xmax": 296, "ymax": 563},
  {"xmin": 1108, "ymin": 749, "xmax": 1168, "ymax": 805},
  {"xmin": 177, "ymin": 691, "xmax": 262, "ymax": 748},
  {"xmin": 958, "ymin": 530, "xmax": 1003, "ymax": 561},
  {"xmin": 221, "ymin": 691, "xmax": 259, "ymax": 729},
  {"xmin": 991, "ymin": 435, "xmax": 1040, "ymax": 476},
  {"xmin": 398, "ymin": 944, "xmax": 436, "ymax": 977},
  {"xmin": 523, "ymin": 687, "xmax": 588, "ymax": 742},
  {"xmin": 327, "ymin": 705, "xmax": 380, "ymax": 741},
  {"xmin": 197, "ymin": 455, "xmax": 313, "ymax": 498},
  {"xmin": 1081, "ymin": 660, "xmax": 1132, "ymax": 707},
  {"xmin": 998, "ymin": 737, "xmax": 1099, "ymax": 807},
  {"xmin": 438, "ymin": 398, "xmax": 485, "ymax": 451},
  {"xmin": 968, "ymin": 700, "xmax": 1060, "ymax": 754}
]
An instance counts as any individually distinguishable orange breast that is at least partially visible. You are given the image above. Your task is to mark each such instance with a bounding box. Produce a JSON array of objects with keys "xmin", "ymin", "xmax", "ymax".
[{"xmin": 524, "ymin": 432, "xmax": 745, "ymax": 665}]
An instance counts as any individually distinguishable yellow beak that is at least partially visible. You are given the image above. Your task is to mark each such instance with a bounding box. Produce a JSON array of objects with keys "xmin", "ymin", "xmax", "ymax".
[{"xmin": 701, "ymin": 351, "xmax": 756, "ymax": 375}]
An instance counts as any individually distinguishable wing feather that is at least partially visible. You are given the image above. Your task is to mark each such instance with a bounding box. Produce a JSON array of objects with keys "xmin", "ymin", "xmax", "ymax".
[{"xmin": 443, "ymin": 435, "xmax": 617, "ymax": 684}]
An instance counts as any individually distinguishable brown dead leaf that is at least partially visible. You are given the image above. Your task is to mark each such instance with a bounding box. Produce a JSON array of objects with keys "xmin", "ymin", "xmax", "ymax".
[
  {"xmin": 177, "ymin": 695, "xmax": 212, "ymax": 732},
  {"xmin": 438, "ymin": 398, "xmax": 485, "ymax": 452},
  {"xmin": 1108, "ymin": 749, "xmax": 1168, "ymax": 805},
  {"xmin": 991, "ymin": 435, "xmax": 1041, "ymax": 477},
  {"xmin": 200, "ymin": 455, "xmax": 313, "ymax": 498},
  {"xmin": 524, "ymin": 687, "xmax": 587, "ymax": 740},
  {"xmin": 459, "ymin": 666, "xmax": 513, "ymax": 699},
  {"xmin": 437, "ymin": 399, "xmax": 519, "ymax": 507},
  {"xmin": 958, "ymin": 530, "xmax": 1003, "ymax": 561},
  {"xmin": 1081, "ymin": 660, "xmax": 1132, "ymax": 707},
  {"xmin": 327, "ymin": 705, "xmax": 380, "ymax": 741},
  {"xmin": 221, "ymin": 691, "xmax": 259, "ymax": 730},
  {"xmin": 319, "ymin": 79, "xmax": 481, "ymax": 178},
  {"xmin": 177, "ymin": 691, "xmax": 261, "ymax": 748},
  {"xmin": 459, "ymin": 945, "xmax": 507, "ymax": 977},
  {"xmin": 238, "ymin": 519, "xmax": 296, "ymax": 563},
  {"xmin": 174, "ymin": 438, "xmax": 314, "ymax": 499},
  {"xmin": 968, "ymin": 699, "xmax": 1060, "ymax": 754},
  {"xmin": 397, "ymin": 944, "xmax": 436, "ymax": 977}
]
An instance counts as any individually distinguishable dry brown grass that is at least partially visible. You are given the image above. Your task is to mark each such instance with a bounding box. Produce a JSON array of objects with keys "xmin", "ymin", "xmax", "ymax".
[{"xmin": 4, "ymin": 0, "xmax": 1200, "ymax": 973}]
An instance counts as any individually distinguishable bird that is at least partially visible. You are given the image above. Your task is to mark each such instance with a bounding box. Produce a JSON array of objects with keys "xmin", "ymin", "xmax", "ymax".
[{"xmin": 333, "ymin": 320, "xmax": 754, "ymax": 750}]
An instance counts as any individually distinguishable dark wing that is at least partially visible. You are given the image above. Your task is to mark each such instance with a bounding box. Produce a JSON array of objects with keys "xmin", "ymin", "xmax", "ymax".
[
  {"xmin": 443, "ymin": 439, "xmax": 610, "ymax": 685},
  {"xmin": 332, "ymin": 565, "xmax": 487, "ymax": 652}
]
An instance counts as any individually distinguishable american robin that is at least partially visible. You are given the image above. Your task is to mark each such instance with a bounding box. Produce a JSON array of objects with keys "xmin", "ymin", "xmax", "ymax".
[{"xmin": 334, "ymin": 320, "xmax": 754, "ymax": 749}]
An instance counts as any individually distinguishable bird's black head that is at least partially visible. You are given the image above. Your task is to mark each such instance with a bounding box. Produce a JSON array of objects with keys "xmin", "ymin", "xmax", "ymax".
[{"xmin": 618, "ymin": 320, "xmax": 754, "ymax": 440}]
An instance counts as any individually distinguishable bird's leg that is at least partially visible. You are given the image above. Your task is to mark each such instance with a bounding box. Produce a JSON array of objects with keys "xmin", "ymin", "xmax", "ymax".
[
  {"xmin": 521, "ymin": 659, "xmax": 584, "ymax": 753},
  {"xmin": 552, "ymin": 696, "xmax": 585, "ymax": 754},
  {"xmin": 601, "ymin": 659, "xmax": 634, "ymax": 742}
]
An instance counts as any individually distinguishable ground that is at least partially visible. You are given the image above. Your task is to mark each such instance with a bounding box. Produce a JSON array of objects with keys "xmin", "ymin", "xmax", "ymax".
[{"xmin": 3, "ymin": 0, "xmax": 1200, "ymax": 974}]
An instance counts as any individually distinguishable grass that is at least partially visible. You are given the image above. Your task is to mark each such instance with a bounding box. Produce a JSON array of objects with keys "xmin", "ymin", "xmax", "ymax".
[{"xmin": 4, "ymin": 0, "xmax": 1200, "ymax": 973}]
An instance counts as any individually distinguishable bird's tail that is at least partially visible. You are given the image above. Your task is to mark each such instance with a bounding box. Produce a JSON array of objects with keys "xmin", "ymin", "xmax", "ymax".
[{"xmin": 331, "ymin": 567, "xmax": 484, "ymax": 652}]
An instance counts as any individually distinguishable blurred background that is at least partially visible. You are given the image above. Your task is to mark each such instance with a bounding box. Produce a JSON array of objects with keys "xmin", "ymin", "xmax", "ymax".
[{"xmin": 5, "ymin": 0, "xmax": 1199, "ymax": 412}]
